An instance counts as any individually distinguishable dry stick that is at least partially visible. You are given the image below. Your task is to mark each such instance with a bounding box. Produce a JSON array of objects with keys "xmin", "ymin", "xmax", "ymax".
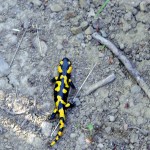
[
  {"xmin": 0, "ymin": 106, "xmax": 27, "ymax": 115},
  {"xmin": 36, "ymin": 24, "xmax": 42, "ymax": 55},
  {"xmin": 50, "ymin": 63, "xmax": 97, "ymax": 137},
  {"xmin": 84, "ymin": 73, "xmax": 116, "ymax": 96},
  {"xmin": 73, "ymin": 63, "xmax": 97, "ymax": 100},
  {"xmin": 128, "ymin": 126, "xmax": 150, "ymax": 136},
  {"xmin": 92, "ymin": 32, "xmax": 150, "ymax": 99},
  {"xmin": 10, "ymin": 28, "xmax": 27, "ymax": 67}
]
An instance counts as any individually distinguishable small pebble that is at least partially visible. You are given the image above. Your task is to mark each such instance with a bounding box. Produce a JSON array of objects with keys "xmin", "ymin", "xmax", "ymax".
[
  {"xmin": 70, "ymin": 133, "xmax": 77, "ymax": 138},
  {"xmin": 109, "ymin": 115, "xmax": 115, "ymax": 122},
  {"xmin": 105, "ymin": 127, "xmax": 112, "ymax": 133}
]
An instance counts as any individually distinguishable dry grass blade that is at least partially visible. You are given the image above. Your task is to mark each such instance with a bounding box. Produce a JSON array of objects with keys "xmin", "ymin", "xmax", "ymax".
[
  {"xmin": 51, "ymin": 122, "xmax": 59, "ymax": 137},
  {"xmin": 73, "ymin": 63, "xmax": 97, "ymax": 100},
  {"xmin": 36, "ymin": 24, "xmax": 42, "ymax": 56},
  {"xmin": 10, "ymin": 28, "xmax": 27, "ymax": 67}
]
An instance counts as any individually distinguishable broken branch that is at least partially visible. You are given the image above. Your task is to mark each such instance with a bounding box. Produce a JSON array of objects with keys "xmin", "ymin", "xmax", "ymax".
[
  {"xmin": 92, "ymin": 32, "xmax": 150, "ymax": 99},
  {"xmin": 84, "ymin": 73, "xmax": 116, "ymax": 96}
]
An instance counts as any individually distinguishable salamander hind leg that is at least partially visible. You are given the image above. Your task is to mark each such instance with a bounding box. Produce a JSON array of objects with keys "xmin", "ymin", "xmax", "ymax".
[{"xmin": 47, "ymin": 108, "xmax": 58, "ymax": 121}]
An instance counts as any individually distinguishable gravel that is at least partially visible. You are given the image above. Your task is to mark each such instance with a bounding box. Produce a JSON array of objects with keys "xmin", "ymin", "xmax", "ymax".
[{"xmin": 0, "ymin": 0, "xmax": 149, "ymax": 149}]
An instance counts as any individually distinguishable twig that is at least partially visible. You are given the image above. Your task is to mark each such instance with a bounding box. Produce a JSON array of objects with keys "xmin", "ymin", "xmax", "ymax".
[
  {"xmin": 84, "ymin": 73, "xmax": 116, "ymax": 96},
  {"xmin": 10, "ymin": 28, "xmax": 27, "ymax": 67},
  {"xmin": 36, "ymin": 24, "xmax": 42, "ymax": 55},
  {"xmin": 128, "ymin": 126, "xmax": 150, "ymax": 136},
  {"xmin": 12, "ymin": 29, "xmax": 20, "ymax": 32},
  {"xmin": 73, "ymin": 63, "xmax": 97, "ymax": 100},
  {"xmin": 92, "ymin": 32, "xmax": 150, "ymax": 99},
  {"xmin": 50, "ymin": 122, "xmax": 59, "ymax": 137},
  {"xmin": 0, "ymin": 106, "xmax": 26, "ymax": 115}
]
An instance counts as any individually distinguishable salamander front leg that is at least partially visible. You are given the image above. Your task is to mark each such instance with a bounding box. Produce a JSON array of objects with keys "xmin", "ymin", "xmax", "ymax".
[
  {"xmin": 50, "ymin": 76, "xmax": 58, "ymax": 84},
  {"xmin": 65, "ymin": 102, "xmax": 76, "ymax": 109}
]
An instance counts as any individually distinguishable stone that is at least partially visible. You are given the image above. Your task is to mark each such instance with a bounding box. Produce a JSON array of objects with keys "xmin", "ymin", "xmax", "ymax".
[
  {"xmin": 80, "ymin": 21, "xmax": 88, "ymax": 31},
  {"xmin": 79, "ymin": 0, "xmax": 88, "ymax": 8},
  {"xmin": 85, "ymin": 26, "xmax": 94, "ymax": 35},
  {"xmin": 41, "ymin": 102, "xmax": 50, "ymax": 112},
  {"xmin": 71, "ymin": 26, "xmax": 82, "ymax": 35},
  {"xmin": 136, "ymin": 12, "xmax": 150, "ymax": 24},
  {"xmin": 105, "ymin": 127, "xmax": 111, "ymax": 133},
  {"xmin": 119, "ymin": 43, "xmax": 125, "ymax": 50},
  {"xmin": 5, "ymin": 34, "xmax": 18, "ymax": 46},
  {"xmin": 0, "ymin": 56, "xmax": 10, "ymax": 77},
  {"xmin": 99, "ymin": 88, "xmax": 109, "ymax": 98},
  {"xmin": 0, "ymin": 90, "xmax": 5, "ymax": 100},
  {"xmin": 97, "ymin": 143, "xmax": 104, "ymax": 148},
  {"xmin": 124, "ymin": 12, "xmax": 132, "ymax": 21},
  {"xmin": 73, "ymin": 97, "xmax": 81, "ymax": 106},
  {"xmin": 40, "ymin": 41, "xmax": 48, "ymax": 57},
  {"xmin": 29, "ymin": 0, "xmax": 42, "ymax": 6},
  {"xmin": 50, "ymin": 4, "xmax": 63, "ymax": 12},
  {"xmin": 71, "ymin": 21, "xmax": 88, "ymax": 34},
  {"xmin": 122, "ymin": 21, "xmax": 132, "ymax": 32},
  {"xmin": 88, "ymin": 8, "xmax": 95, "ymax": 17},
  {"xmin": 41, "ymin": 121, "xmax": 52, "ymax": 137},
  {"xmin": 144, "ymin": 108, "xmax": 150, "ymax": 119},
  {"xmin": 124, "ymin": 79, "xmax": 132, "ymax": 88},
  {"xmin": 76, "ymin": 33, "xmax": 84, "ymax": 40},
  {"xmin": 109, "ymin": 115, "xmax": 115, "ymax": 122},
  {"xmin": 92, "ymin": 0, "xmax": 102, "ymax": 6},
  {"xmin": 57, "ymin": 43, "xmax": 63, "ymax": 50},
  {"xmin": 130, "ymin": 85, "xmax": 141, "ymax": 94},
  {"xmin": 32, "ymin": 37, "xmax": 48, "ymax": 57},
  {"xmin": 130, "ymin": 133, "xmax": 138, "ymax": 143},
  {"xmin": 136, "ymin": 116, "xmax": 144, "ymax": 125},
  {"xmin": 70, "ymin": 133, "xmax": 77, "ymax": 138},
  {"xmin": 140, "ymin": 1, "xmax": 150, "ymax": 12},
  {"xmin": 27, "ymin": 133, "xmax": 43, "ymax": 148},
  {"xmin": 100, "ymin": 30, "xmax": 107, "ymax": 38}
]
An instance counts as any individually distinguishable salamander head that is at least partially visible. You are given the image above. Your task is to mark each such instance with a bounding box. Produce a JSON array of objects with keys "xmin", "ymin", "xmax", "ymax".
[{"xmin": 58, "ymin": 57, "xmax": 72, "ymax": 75}]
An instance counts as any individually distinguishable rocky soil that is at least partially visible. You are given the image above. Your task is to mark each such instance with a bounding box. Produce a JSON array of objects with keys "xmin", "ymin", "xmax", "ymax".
[{"xmin": 0, "ymin": 0, "xmax": 150, "ymax": 150}]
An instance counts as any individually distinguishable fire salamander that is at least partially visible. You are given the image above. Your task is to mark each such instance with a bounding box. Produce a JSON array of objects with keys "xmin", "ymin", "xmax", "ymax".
[{"xmin": 48, "ymin": 57, "xmax": 76, "ymax": 147}]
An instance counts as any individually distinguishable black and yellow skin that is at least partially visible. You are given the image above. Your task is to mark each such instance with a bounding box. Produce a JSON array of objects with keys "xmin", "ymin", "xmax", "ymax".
[{"xmin": 48, "ymin": 57, "xmax": 76, "ymax": 147}]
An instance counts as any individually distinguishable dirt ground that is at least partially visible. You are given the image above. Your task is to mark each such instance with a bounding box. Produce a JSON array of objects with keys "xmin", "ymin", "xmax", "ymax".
[{"xmin": 0, "ymin": 0, "xmax": 150, "ymax": 150}]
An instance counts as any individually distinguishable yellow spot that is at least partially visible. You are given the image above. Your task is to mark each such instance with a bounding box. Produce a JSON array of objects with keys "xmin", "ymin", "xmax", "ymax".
[
  {"xmin": 51, "ymin": 141, "xmax": 56, "ymax": 146},
  {"xmin": 67, "ymin": 66, "xmax": 72, "ymax": 74},
  {"xmin": 59, "ymin": 119, "xmax": 64, "ymax": 128},
  {"xmin": 56, "ymin": 136, "xmax": 59, "ymax": 140},
  {"xmin": 65, "ymin": 103, "xmax": 70, "ymax": 107},
  {"xmin": 68, "ymin": 61, "xmax": 71, "ymax": 65},
  {"xmin": 55, "ymin": 81, "xmax": 61, "ymax": 92},
  {"xmin": 63, "ymin": 89, "xmax": 67, "ymax": 93},
  {"xmin": 60, "ymin": 61, "xmax": 63, "ymax": 65},
  {"xmin": 59, "ymin": 108, "xmax": 65, "ymax": 119},
  {"xmin": 58, "ymin": 131, "xmax": 62, "ymax": 136},
  {"xmin": 60, "ymin": 75, "xmax": 63, "ymax": 79},
  {"xmin": 58, "ymin": 65, "xmax": 62, "ymax": 73},
  {"xmin": 56, "ymin": 96, "xmax": 66, "ymax": 106},
  {"xmin": 63, "ymin": 76, "xmax": 69, "ymax": 88},
  {"xmin": 69, "ymin": 79, "xmax": 71, "ymax": 82},
  {"xmin": 55, "ymin": 76, "xmax": 58, "ymax": 80},
  {"xmin": 53, "ymin": 108, "xmax": 57, "ymax": 113}
]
